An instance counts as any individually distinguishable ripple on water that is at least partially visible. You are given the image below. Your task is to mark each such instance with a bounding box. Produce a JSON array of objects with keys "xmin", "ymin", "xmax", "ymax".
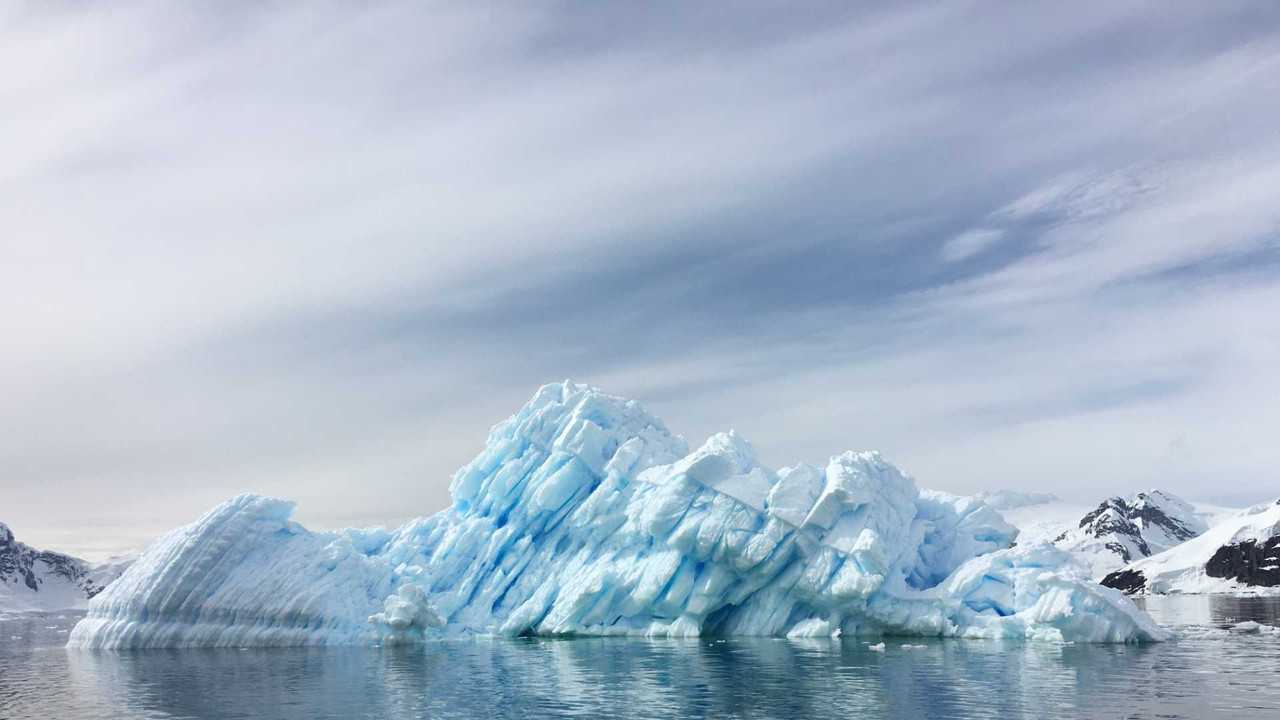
[{"xmin": 0, "ymin": 599, "xmax": 1277, "ymax": 720}]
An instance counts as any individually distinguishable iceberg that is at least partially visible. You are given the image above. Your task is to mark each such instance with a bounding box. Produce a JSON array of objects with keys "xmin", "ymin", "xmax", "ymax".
[{"xmin": 69, "ymin": 382, "xmax": 1168, "ymax": 648}]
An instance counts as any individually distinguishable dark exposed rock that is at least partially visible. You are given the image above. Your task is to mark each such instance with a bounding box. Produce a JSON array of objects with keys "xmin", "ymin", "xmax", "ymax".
[
  {"xmin": 1079, "ymin": 493, "xmax": 1200, "ymax": 542},
  {"xmin": 0, "ymin": 521, "xmax": 111, "ymax": 601},
  {"xmin": 1129, "ymin": 494, "xmax": 1200, "ymax": 543},
  {"xmin": 1097, "ymin": 499, "xmax": 1279, "ymax": 594},
  {"xmin": 1104, "ymin": 541, "xmax": 1136, "ymax": 563},
  {"xmin": 1204, "ymin": 537, "xmax": 1280, "ymax": 588},
  {"xmin": 1100, "ymin": 568, "xmax": 1147, "ymax": 594},
  {"xmin": 1072, "ymin": 491, "xmax": 1204, "ymax": 566}
]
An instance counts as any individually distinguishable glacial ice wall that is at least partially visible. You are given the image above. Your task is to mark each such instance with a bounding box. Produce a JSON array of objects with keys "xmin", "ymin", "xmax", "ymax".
[{"xmin": 69, "ymin": 382, "xmax": 1168, "ymax": 647}]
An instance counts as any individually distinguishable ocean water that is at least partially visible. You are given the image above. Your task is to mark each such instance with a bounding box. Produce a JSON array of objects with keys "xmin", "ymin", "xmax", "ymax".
[{"xmin": 2, "ymin": 596, "xmax": 1278, "ymax": 720}]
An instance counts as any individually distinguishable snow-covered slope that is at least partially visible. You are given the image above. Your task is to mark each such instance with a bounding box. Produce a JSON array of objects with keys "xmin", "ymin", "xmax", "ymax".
[
  {"xmin": 991, "ymin": 491, "xmax": 1234, "ymax": 579},
  {"xmin": 993, "ymin": 499, "xmax": 1093, "ymax": 545},
  {"xmin": 69, "ymin": 382, "xmax": 1167, "ymax": 648},
  {"xmin": 972, "ymin": 490, "xmax": 1060, "ymax": 511},
  {"xmin": 0, "ymin": 522, "xmax": 132, "ymax": 612},
  {"xmin": 1052, "ymin": 491, "xmax": 1208, "ymax": 578},
  {"xmin": 1101, "ymin": 501, "xmax": 1280, "ymax": 595}
]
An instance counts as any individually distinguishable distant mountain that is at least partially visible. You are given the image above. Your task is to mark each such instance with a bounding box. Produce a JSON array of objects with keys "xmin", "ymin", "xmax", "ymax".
[
  {"xmin": 987, "ymin": 490, "xmax": 1235, "ymax": 579},
  {"xmin": 1102, "ymin": 500, "xmax": 1280, "ymax": 595},
  {"xmin": 973, "ymin": 490, "xmax": 1060, "ymax": 511},
  {"xmin": 1051, "ymin": 490, "xmax": 1207, "ymax": 577},
  {"xmin": 0, "ymin": 522, "xmax": 132, "ymax": 612}
]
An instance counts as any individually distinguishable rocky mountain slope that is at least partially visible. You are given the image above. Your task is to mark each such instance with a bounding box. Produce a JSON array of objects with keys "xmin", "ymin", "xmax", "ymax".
[
  {"xmin": 1102, "ymin": 500, "xmax": 1280, "ymax": 595},
  {"xmin": 991, "ymin": 490, "xmax": 1235, "ymax": 579},
  {"xmin": 0, "ymin": 522, "xmax": 132, "ymax": 612}
]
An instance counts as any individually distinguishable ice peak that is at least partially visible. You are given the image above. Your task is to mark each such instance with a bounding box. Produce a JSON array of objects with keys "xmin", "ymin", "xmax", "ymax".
[
  {"xmin": 807, "ymin": 451, "xmax": 915, "ymax": 524},
  {"xmin": 449, "ymin": 380, "xmax": 688, "ymax": 517},
  {"xmin": 498, "ymin": 381, "xmax": 682, "ymax": 462},
  {"xmin": 662, "ymin": 430, "xmax": 763, "ymax": 482}
]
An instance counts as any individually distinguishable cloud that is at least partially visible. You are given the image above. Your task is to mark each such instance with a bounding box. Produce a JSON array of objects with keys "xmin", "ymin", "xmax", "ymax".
[
  {"xmin": 996, "ymin": 171, "xmax": 1154, "ymax": 222},
  {"xmin": 940, "ymin": 228, "xmax": 1005, "ymax": 262},
  {"xmin": 3, "ymin": 2, "xmax": 1280, "ymax": 557}
]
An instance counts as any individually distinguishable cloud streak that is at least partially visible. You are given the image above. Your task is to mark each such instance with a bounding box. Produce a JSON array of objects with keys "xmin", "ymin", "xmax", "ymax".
[{"xmin": 3, "ymin": 1, "xmax": 1279, "ymax": 558}]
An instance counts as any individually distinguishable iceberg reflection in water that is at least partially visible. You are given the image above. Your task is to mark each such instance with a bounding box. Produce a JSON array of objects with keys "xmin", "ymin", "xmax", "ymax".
[{"xmin": 4, "ymin": 598, "xmax": 1277, "ymax": 719}]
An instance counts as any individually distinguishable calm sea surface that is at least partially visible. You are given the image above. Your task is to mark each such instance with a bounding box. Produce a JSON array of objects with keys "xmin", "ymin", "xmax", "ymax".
[{"xmin": 2, "ymin": 596, "xmax": 1278, "ymax": 720}]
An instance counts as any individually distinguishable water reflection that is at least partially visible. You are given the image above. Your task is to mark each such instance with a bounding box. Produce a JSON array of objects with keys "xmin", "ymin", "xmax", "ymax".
[
  {"xmin": 1136, "ymin": 593, "xmax": 1280, "ymax": 627},
  {"xmin": 4, "ymin": 597, "xmax": 1279, "ymax": 720}
]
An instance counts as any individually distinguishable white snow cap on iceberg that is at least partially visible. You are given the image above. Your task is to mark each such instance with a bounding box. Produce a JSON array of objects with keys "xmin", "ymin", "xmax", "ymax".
[{"xmin": 69, "ymin": 381, "xmax": 1169, "ymax": 648}]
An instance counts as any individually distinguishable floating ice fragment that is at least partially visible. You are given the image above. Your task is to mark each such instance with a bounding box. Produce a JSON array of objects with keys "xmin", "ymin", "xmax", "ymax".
[
  {"xmin": 1228, "ymin": 621, "xmax": 1280, "ymax": 635},
  {"xmin": 369, "ymin": 584, "xmax": 445, "ymax": 644}
]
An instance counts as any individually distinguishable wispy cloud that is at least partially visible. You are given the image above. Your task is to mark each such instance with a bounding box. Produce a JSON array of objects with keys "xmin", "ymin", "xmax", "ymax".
[
  {"xmin": 3, "ymin": 2, "xmax": 1280, "ymax": 557},
  {"xmin": 941, "ymin": 229, "xmax": 1005, "ymax": 262}
]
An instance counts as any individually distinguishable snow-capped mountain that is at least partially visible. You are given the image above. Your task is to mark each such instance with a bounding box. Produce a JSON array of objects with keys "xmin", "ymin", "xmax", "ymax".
[
  {"xmin": 0, "ymin": 522, "xmax": 132, "ymax": 612},
  {"xmin": 990, "ymin": 490, "xmax": 1235, "ymax": 579},
  {"xmin": 69, "ymin": 382, "xmax": 1166, "ymax": 648},
  {"xmin": 1052, "ymin": 491, "xmax": 1209, "ymax": 578},
  {"xmin": 1102, "ymin": 500, "xmax": 1280, "ymax": 595}
]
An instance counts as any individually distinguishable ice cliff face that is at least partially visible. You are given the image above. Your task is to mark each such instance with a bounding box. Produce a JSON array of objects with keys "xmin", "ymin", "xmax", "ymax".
[{"xmin": 69, "ymin": 382, "xmax": 1167, "ymax": 647}]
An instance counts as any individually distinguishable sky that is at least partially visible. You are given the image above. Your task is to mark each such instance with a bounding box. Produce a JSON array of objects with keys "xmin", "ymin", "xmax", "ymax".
[{"xmin": 4, "ymin": 1, "xmax": 1280, "ymax": 560}]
